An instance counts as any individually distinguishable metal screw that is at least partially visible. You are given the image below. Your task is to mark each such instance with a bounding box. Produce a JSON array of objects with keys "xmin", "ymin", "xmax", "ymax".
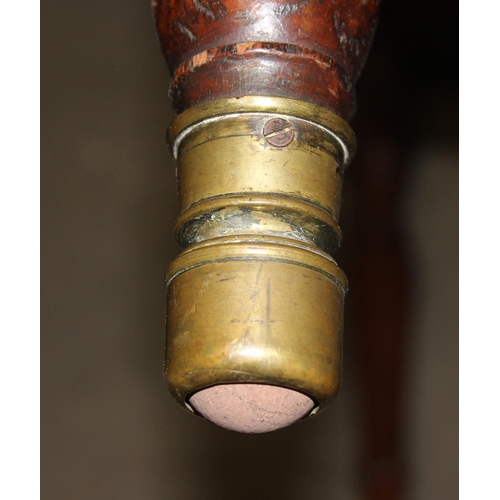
[{"xmin": 263, "ymin": 118, "xmax": 295, "ymax": 147}]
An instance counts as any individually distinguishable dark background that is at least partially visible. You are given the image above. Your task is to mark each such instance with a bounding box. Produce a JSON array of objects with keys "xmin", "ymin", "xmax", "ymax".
[{"xmin": 42, "ymin": 1, "xmax": 457, "ymax": 499}]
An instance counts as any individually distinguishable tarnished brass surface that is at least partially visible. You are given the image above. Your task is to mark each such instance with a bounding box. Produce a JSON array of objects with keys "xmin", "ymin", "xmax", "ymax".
[
  {"xmin": 164, "ymin": 96, "xmax": 356, "ymax": 418},
  {"xmin": 165, "ymin": 236, "xmax": 347, "ymax": 415},
  {"xmin": 178, "ymin": 134, "xmax": 342, "ymax": 217},
  {"xmin": 168, "ymin": 96, "xmax": 356, "ymax": 164},
  {"xmin": 169, "ymin": 96, "xmax": 355, "ymax": 253},
  {"xmin": 174, "ymin": 195, "xmax": 342, "ymax": 256}
]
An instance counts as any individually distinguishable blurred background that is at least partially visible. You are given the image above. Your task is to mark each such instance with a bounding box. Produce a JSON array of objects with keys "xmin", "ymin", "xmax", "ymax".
[{"xmin": 41, "ymin": 1, "xmax": 457, "ymax": 499}]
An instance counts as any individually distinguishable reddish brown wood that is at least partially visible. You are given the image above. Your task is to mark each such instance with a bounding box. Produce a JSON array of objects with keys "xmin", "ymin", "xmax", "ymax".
[
  {"xmin": 352, "ymin": 142, "xmax": 408, "ymax": 500},
  {"xmin": 154, "ymin": 0, "xmax": 379, "ymax": 80},
  {"xmin": 170, "ymin": 42, "xmax": 355, "ymax": 116},
  {"xmin": 345, "ymin": 45, "xmax": 410, "ymax": 500},
  {"xmin": 154, "ymin": 0, "xmax": 380, "ymax": 118}
]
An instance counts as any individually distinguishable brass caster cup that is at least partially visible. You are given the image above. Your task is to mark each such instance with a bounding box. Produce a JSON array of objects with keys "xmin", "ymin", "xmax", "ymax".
[
  {"xmin": 165, "ymin": 236, "xmax": 348, "ymax": 417},
  {"xmin": 164, "ymin": 96, "xmax": 355, "ymax": 423}
]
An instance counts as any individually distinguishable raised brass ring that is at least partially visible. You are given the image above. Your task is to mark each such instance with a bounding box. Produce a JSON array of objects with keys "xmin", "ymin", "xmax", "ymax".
[{"xmin": 167, "ymin": 95, "xmax": 356, "ymax": 165}]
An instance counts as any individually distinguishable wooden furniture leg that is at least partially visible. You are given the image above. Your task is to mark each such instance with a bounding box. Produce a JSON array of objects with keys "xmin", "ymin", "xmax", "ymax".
[{"xmin": 153, "ymin": 0, "xmax": 381, "ymax": 434}]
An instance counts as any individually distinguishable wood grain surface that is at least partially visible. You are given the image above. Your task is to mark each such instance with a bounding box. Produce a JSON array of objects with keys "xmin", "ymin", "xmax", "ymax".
[{"xmin": 154, "ymin": 0, "xmax": 380, "ymax": 118}]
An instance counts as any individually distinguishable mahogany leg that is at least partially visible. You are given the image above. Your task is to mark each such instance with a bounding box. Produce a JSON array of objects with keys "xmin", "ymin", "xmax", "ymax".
[{"xmin": 348, "ymin": 61, "xmax": 410, "ymax": 499}]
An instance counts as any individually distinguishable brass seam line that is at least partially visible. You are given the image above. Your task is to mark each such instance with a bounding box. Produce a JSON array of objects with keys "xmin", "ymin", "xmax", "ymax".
[
  {"xmin": 172, "ymin": 235, "xmax": 344, "ymax": 261},
  {"xmin": 175, "ymin": 192, "xmax": 342, "ymax": 224},
  {"xmin": 164, "ymin": 257, "xmax": 347, "ymax": 292}
]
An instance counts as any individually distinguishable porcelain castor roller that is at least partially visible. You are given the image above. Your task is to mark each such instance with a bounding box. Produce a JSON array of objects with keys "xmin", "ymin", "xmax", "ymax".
[{"xmin": 190, "ymin": 384, "xmax": 315, "ymax": 434}]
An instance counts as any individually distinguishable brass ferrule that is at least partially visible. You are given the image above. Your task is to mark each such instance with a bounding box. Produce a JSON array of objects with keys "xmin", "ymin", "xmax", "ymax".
[{"xmin": 165, "ymin": 96, "xmax": 356, "ymax": 417}]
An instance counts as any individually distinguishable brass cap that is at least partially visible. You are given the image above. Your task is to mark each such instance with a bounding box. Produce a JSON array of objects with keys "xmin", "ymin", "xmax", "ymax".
[{"xmin": 165, "ymin": 236, "xmax": 347, "ymax": 418}]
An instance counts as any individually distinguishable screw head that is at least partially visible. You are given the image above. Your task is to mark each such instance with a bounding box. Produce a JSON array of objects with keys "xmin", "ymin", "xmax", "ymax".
[{"xmin": 263, "ymin": 118, "xmax": 295, "ymax": 147}]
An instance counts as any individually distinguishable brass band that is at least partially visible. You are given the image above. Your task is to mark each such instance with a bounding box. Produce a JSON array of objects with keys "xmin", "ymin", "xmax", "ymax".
[
  {"xmin": 165, "ymin": 236, "xmax": 347, "ymax": 415},
  {"xmin": 168, "ymin": 96, "xmax": 356, "ymax": 252},
  {"xmin": 168, "ymin": 95, "xmax": 356, "ymax": 164}
]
